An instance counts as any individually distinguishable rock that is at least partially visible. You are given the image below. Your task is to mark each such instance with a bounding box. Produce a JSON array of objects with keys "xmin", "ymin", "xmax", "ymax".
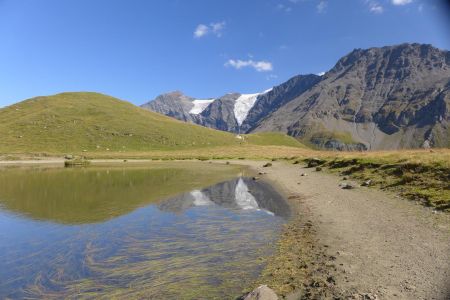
[
  {"xmin": 340, "ymin": 182, "xmax": 354, "ymax": 189},
  {"xmin": 301, "ymin": 173, "xmax": 308, "ymax": 176},
  {"xmin": 404, "ymin": 284, "xmax": 416, "ymax": 291},
  {"xmin": 352, "ymin": 293, "xmax": 380, "ymax": 300},
  {"xmin": 306, "ymin": 158, "xmax": 325, "ymax": 168},
  {"xmin": 263, "ymin": 162, "xmax": 273, "ymax": 168},
  {"xmin": 252, "ymin": 176, "xmax": 260, "ymax": 181},
  {"xmin": 315, "ymin": 166, "xmax": 322, "ymax": 171},
  {"xmin": 226, "ymin": 161, "xmax": 230, "ymax": 165},
  {"xmin": 343, "ymin": 176, "xmax": 348, "ymax": 180},
  {"xmin": 64, "ymin": 154, "xmax": 74, "ymax": 160},
  {"xmin": 361, "ymin": 179, "xmax": 372, "ymax": 187},
  {"xmin": 244, "ymin": 285, "xmax": 278, "ymax": 300},
  {"xmin": 258, "ymin": 172, "xmax": 266, "ymax": 175},
  {"xmin": 422, "ymin": 140, "xmax": 431, "ymax": 149}
]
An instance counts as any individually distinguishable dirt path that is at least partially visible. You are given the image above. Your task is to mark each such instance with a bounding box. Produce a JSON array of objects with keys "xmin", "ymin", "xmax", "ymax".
[{"xmin": 240, "ymin": 160, "xmax": 450, "ymax": 300}]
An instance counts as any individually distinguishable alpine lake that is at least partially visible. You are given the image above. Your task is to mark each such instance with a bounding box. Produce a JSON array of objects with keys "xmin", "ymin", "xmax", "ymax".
[{"xmin": 0, "ymin": 161, "xmax": 290, "ymax": 299}]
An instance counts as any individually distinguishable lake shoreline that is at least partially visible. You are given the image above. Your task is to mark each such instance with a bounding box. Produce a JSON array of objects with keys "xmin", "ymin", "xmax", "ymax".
[{"xmin": 1, "ymin": 158, "xmax": 449, "ymax": 299}]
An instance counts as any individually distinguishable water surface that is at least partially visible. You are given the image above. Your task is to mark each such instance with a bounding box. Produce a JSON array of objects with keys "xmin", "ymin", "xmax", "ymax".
[{"xmin": 0, "ymin": 164, "xmax": 289, "ymax": 299}]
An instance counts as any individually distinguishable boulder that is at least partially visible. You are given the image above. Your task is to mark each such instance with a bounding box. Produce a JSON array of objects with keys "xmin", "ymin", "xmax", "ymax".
[{"xmin": 244, "ymin": 285, "xmax": 278, "ymax": 300}]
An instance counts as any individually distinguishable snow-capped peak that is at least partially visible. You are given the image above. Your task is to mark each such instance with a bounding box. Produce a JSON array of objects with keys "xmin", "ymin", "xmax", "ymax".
[
  {"xmin": 233, "ymin": 88, "xmax": 272, "ymax": 126},
  {"xmin": 189, "ymin": 99, "xmax": 215, "ymax": 114}
]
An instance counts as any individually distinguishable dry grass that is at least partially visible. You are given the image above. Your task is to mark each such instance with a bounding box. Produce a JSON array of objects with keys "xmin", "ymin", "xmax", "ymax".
[{"xmin": 2, "ymin": 146, "xmax": 449, "ymax": 166}]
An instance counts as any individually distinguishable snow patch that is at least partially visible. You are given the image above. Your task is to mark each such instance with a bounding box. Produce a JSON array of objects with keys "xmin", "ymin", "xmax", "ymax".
[
  {"xmin": 233, "ymin": 88, "xmax": 272, "ymax": 126},
  {"xmin": 189, "ymin": 99, "xmax": 215, "ymax": 114}
]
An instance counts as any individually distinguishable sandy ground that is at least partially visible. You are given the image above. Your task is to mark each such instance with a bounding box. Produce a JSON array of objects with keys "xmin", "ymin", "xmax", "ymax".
[
  {"xmin": 240, "ymin": 160, "xmax": 450, "ymax": 300},
  {"xmin": 1, "ymin": 158, "xmax": 449, "ymax": 299}
]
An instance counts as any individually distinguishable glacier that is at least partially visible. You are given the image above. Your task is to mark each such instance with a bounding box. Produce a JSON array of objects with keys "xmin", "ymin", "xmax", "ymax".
[
  {"xmin": 189, "ymin": 99, "xmax": 215, "ymax": 114},
  {"xmin": 233, "ymin": 88, "xmax": 272, "ymax": 126}
]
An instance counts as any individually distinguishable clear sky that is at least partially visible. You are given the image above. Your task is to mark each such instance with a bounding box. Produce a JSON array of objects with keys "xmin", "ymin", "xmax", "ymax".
[{"xmin": 1, "ymin": 0, "xmax": 449, "ymax": 107}]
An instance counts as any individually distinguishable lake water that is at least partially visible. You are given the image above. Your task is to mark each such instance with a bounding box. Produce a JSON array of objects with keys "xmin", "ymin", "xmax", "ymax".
[{"xmin": 0, "ymin": 163, "xmax": 290, "ymax": 299}]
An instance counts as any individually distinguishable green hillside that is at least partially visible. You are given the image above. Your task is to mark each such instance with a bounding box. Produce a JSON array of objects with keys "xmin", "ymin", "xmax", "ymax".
[{"xmin": 0, "ymin": 92, "xmax": 304, "ymax": 153}]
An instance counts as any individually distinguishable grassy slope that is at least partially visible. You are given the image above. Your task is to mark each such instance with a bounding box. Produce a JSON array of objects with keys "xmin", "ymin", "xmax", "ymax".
[{"xmin": 0, "ymin": 92, "xmax": 303, "ymax": 153}]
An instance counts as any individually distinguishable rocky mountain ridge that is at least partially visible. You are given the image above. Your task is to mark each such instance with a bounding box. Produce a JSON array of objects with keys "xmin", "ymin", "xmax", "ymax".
[{"xmin": 141, "ymin": 43, "xmax": 450, "ymax": 150}]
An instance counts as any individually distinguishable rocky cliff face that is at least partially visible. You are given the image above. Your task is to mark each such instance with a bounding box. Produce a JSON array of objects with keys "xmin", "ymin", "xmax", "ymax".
[
  {"xmin": 140, "ymin": 91, "xmax": 195, "ymax": 122},
  {"xmin": 142, "ymin": 43, "xmax": 450, "ymax": 150},
  {"xmin": 194, "ymin": 93, "xmax": 241, "ymax": 132},
  {"xmin": 240, "ymin": 74, "xmax": 321, "ymax": 133}
]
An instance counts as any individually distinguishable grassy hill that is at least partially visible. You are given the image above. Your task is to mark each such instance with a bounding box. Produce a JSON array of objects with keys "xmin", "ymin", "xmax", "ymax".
[{"xmin": 0, "ymin": 92, "xmax": 304, "ymax": 153}]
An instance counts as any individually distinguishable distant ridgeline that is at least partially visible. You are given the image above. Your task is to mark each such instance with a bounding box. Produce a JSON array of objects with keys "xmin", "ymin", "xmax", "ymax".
[{"xmin": 142, "ymin": 43, "xmax": 450, "ymax": 151}]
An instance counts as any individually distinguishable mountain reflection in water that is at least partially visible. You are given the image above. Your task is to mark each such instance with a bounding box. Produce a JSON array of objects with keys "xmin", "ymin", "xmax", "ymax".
[{"xmin": 158, "ymin": 177, "xmax": 290, "ymax": 218}]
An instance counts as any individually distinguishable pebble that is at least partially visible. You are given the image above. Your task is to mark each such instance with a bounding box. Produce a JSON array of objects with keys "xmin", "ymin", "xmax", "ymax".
[
  {"xmin": 361, "ymin": 179, "xmax": 372, "ymax": 187},
  {"xmin": 340, "ymin": 182, "xmax": 355, "ymax": 189},
  {"xmin": 244, "ymin": 285, "xmax": 278, "ymax": 300}
]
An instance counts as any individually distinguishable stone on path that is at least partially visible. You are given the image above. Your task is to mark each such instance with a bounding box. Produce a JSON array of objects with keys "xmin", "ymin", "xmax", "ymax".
[{"xmin": 244, "ymin": 285, "xmax": 278, "ymax": 300}]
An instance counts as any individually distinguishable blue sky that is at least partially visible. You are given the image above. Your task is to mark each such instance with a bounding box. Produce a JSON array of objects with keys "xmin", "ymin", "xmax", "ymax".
[{"xmin": 0, "ymin": 0, "xmax": 449, "ymax": 107}]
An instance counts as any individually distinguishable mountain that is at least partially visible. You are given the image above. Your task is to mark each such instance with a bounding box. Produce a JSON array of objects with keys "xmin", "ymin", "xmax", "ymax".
[
  {"xmin": 141, "ymin": 75, "xmax": 322, "ymax": 134},
  {"xmin": 141, "ymin": 90, "xmax": 275, "ymax": 133},
  {"xmin": 142, "ymin": 43, "xmax": 450, "ymax": 150},
  {"xmin": 255, "ymin": 43, "xmax": 450, "ymax": 150},
  {"xmin": 0, "ymin": 92, "xmax": 303, "ymax": 153},
  {"xmin": 140, "ymin": 91, "xmax": 198, "ymax": 123}
]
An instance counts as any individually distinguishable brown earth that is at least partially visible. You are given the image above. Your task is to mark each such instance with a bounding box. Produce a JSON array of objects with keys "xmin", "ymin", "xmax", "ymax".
[{"xmin": 240, "ymin": 160, "xmax": 450, "ymax": 300}]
